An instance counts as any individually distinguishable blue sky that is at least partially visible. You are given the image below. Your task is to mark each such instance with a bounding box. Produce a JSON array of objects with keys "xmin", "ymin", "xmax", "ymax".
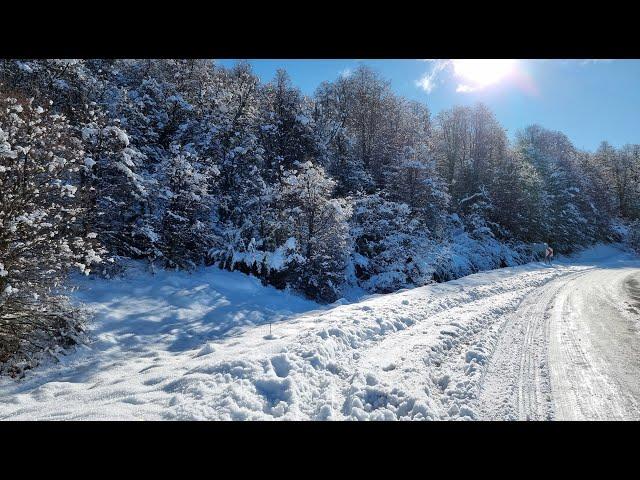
[{"xmin": 217, "ymin": 59, "xmax": 640, "ymax": 152}]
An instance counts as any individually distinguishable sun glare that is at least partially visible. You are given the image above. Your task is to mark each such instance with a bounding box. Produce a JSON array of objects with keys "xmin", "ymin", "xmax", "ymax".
[{"xmin": 452, "ymin": 59, "xmax": 517, "ymax": 91}]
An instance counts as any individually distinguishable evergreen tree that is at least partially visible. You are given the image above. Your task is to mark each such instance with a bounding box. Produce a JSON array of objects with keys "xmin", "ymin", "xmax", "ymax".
[
  {"xmin": 157, "ymin": 148, "xmax": 216, "ymax": 269},
  {"xmin": 279, "ymin": 162, "xmax": 351, "ymax": 301}
]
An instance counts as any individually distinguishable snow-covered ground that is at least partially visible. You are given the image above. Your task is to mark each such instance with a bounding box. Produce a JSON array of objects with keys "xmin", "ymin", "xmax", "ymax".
[
  {"xmin": 477, "ymin": 247, "xmax": 640, "ymax": 420},
  {"xmin": 1, "ymin": 245, "xmax": 639, "ymax": 420}
]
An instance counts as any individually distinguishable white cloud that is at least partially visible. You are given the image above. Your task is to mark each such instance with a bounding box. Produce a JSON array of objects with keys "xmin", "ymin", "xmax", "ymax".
[
  {"xmin": 415, "ymin": 60, "xmax": 450, "ymax": 93},
  {"xmin": 339, "ymin": 68, "xmax": 353, "ymax": 78},
  {"xmin": 416, "ymin": 74, "xmax": 436, "ymax": 93},
  {"xmin": 456, "ymin": 84, "xmax": 476, "ymax": 93}
]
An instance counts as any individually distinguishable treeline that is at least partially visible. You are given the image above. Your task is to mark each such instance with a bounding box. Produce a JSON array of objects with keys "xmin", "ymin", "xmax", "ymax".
[{"xmin": 1, "ymin": 59, "xmax": 640, "ymax": 368}]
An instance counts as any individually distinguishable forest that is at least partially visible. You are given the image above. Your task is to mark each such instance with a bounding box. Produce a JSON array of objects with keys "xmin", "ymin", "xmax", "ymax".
[{"xmin": 1, "ymin": 59, "xmax": 639, "ymax": 368}]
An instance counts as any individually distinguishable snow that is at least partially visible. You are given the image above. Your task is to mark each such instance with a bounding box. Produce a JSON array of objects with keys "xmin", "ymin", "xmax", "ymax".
[
  {"xmin": 477, "ymin": 244, "xmax": 640, "ymax": 420},
  {"xmin": 229, "ymin": 237, "xmax": 302, "ymax": 274},
  {"xmin": 548, "ymin": 263, "xmax": 640, "ymax": 419},
  {"xmin": 16, "ymin": 61, "xmax": 34, "ymax": 73},
  {"xmin": 0, "ymin": 244, "xmax": 638, "ymax": 420}
]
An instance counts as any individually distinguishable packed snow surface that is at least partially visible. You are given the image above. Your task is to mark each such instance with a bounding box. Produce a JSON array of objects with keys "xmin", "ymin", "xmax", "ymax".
[{"xmin": 1, "ymin": 245, "xmax": 639, "ymax": 420}]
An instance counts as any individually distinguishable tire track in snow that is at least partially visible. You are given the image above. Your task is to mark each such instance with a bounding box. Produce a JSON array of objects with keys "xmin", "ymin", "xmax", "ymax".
[
  {"xmin": 476, "ymin": 270, "xmax": 591, "ymax": 420},
  {"xmin": 549, "ymin": 268, "xmax": 640, "ymax": 420},
  {"xmin": 478, "ymin": 263, "xmax": 640, "ymax": 421},
  {"xmin": 339, "ymin": 266, "xmax": 580, "ymax": 420}
]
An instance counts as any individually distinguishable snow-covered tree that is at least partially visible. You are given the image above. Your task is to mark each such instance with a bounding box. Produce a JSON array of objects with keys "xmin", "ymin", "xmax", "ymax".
[
  {"xmin": 258, "ymin": 70, "xmax": 317, "ymax": 181},
  {"xmin": 629, "ymin": 220, "xmax": 640, "ymax": 252},
  {"xmin": 385, "ymin": 143, "xmax": 450, "ymax": 235},
  {"xmin": 157, "ymin": 148, "xmax": 217, "ymax": 269},
  {"xmin": 313, "ymin": 78, "xmax": 373, "ymax": 195},
  {"xmin": 279, "ymin": 162, "xmax": 351, "ymax": 301},
  {"xmin": 0, "ymin": 94, "xmax": 102, "ymax": 373},
  {"xmin": 80, "ymin": 108, "xmax": 153, "ymax": 262},
  {"xmin": 515, "ymin": 125, "xmax": 599, "ymax": 251},
  {"xmin": 350, "ymin": 194, "xmax": 435, "ymax": 293}
]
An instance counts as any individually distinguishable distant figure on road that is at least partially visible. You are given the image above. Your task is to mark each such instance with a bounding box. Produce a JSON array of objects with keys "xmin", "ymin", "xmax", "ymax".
[{"xmin": 545, "ymin": 244, "xmax": 554, "ymax": 265}]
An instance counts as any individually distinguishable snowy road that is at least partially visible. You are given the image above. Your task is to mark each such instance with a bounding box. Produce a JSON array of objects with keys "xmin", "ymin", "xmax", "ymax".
[
  {"xmin": 1, "ymin": 245, "xmax": 639, "ymax": 420},
  {"xmin": 549, "ymin": 267, "xmax": 640, "ymax": 420},
  {"xmin": 478, "ymin": 256, "xmax": 640, "ymax": 420}
]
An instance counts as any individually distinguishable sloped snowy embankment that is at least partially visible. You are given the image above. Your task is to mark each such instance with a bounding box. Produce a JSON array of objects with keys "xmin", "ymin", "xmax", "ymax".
[{"xmin": 0, "ymin": 245, "xmax": 633, "ymax": 420}]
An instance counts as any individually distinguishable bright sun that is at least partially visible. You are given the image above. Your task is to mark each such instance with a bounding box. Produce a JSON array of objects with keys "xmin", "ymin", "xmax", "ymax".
[{"xmin": 451, "ymin": 59, "xmax": 517, "ymax": 92}]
